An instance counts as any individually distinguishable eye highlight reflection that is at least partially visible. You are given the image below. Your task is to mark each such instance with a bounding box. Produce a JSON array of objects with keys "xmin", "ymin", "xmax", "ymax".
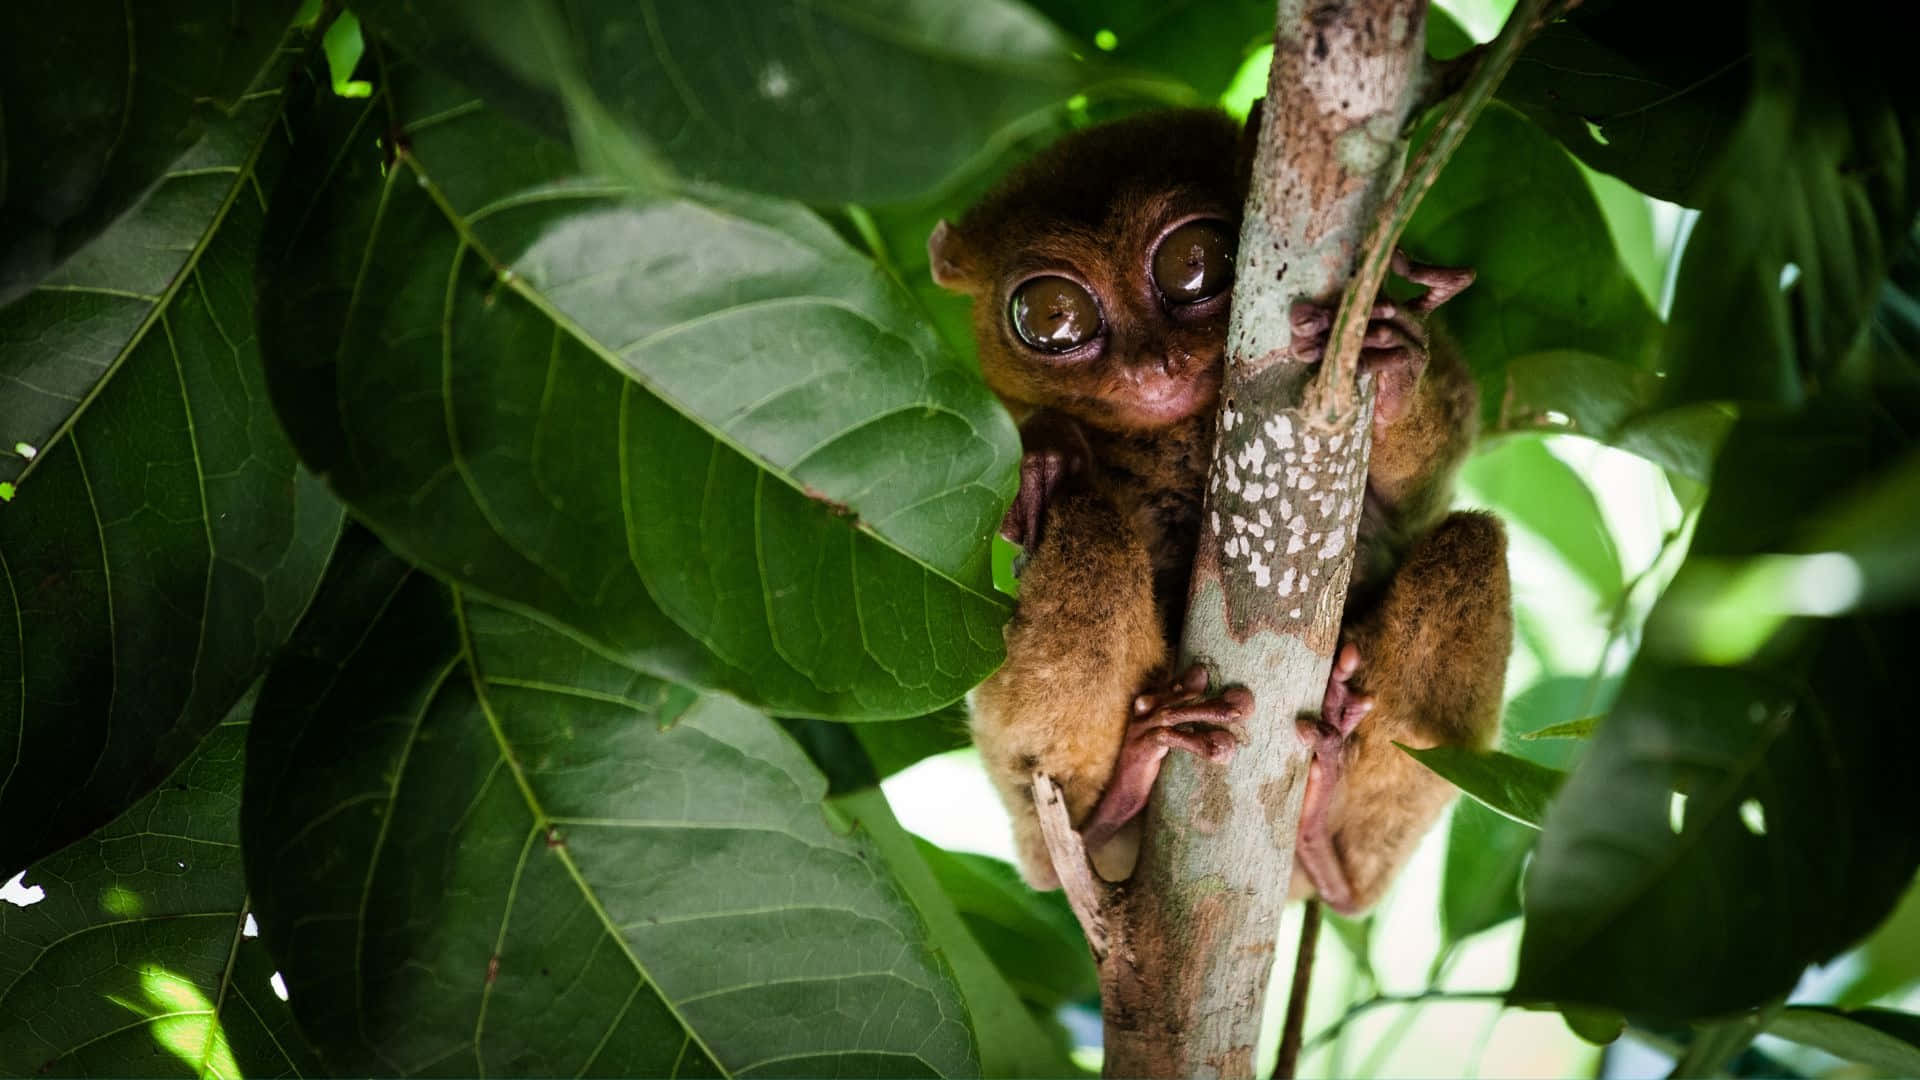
[
  {"xmin": 1010, "ymin": 276, "xmax": 1101, "ymax": 352},
  {"xmin": 1152, "ymin": 219, "xmax": 1234, "ymax": 305}
]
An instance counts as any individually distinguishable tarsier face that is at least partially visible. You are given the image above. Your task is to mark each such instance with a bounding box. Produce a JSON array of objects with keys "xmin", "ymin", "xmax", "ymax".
[{"xmin": 928, "ymin": 109, "xmax": 1245, "ymax": 434}]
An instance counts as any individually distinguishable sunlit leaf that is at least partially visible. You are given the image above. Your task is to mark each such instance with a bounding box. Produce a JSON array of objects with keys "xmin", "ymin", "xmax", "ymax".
[
  {"xmin": 256, "ymin": 51, "xmax": 1017, "ymax": 721},
  {"xmin": 1403, "ymin": 746, "xmax": 1564, "ymax": 828},
  {"xmin": 0, "ymin": 695, "xmax": 320, "ymax": 1077},
  {"xmin": 243, "ymin": 528, "xmax": 977, "ymax": 1075},
  {"xmin": 0, "ymin": 38, "xmax": 344, "ymax": 873}
]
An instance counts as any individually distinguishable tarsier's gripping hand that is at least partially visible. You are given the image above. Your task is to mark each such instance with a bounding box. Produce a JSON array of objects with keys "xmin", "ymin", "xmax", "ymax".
[
  {"xmin": 1287, "ymin": 250, "xmax": 1475, "ymax": 433},
  {"xmin": 1077, "ymin": 663, "xmax": 1253, "ymax": 852}
]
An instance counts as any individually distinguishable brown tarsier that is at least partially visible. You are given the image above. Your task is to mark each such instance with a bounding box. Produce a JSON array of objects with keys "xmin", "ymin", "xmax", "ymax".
[{"xmin": 928, "ymin": 109, "xmax": 1512, "ymax": 915}]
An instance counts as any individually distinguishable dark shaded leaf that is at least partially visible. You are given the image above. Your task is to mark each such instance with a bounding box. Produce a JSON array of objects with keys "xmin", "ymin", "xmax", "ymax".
[
  {"xmin": 1514, "ymin": 402, "xmax": 1920, "ymax": 1019},
  {"xmin": 1499, "ymin": 2, "xmax": 1749, "ymax": 205},
  {"xmin": 1403, "ymin": 105, "xmax": 1663, "ymax": 435},
  {"xmin": 1768, "ymin": 1006, "xmax": 1920, "ymax": 1076},
  {"xmin": 0, "ymin": 0, "xmax": 303, "ymax": 304},
  {"xmin": 1403, "ymin": 746, "xmax": 1564, "ymax": 828},
  {"xmin": 1494, "ymin": 351, "xmax": 1733, "ymax": 482},
  {"xmin": 1659, "ymin": 2, "xmax": 1919, "ymax": 407},
  {"xmin": 256, "ymin": 51, "xmax": 1016, "ymax": 720},
  {"xmin": 0, "ymin": 697, "xmax": 321, "ymax": 1077},
  {"xmin": 1829, "ymin": 877, "xmax": 1920, "ymax": 1008},
  {"xmin": 1559, "ymin": 1005, "xmax": 1625, "ymax": 1046},
  {"xmin": 0, "ymin": 41, "xmax": 343, "ymax": 873},
  {"xmin": 1024, "ymin": 0, "xmax": 1271, "ymax": 100},
  {"xmin": 356, "ymin": 0, "xmax": 1097, "ymax": 204},
  {"xmin": 243, "ymin": 528, "xmax": 976, "ymax": 1075}
]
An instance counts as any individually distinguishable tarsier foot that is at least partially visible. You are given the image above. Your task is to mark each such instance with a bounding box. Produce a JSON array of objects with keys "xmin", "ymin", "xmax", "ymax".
[
  {"xmin": 1294, "ymin": 643, "xmax": 1374, "ymax": 913},
  {"xmin": 1288, "ymin": 250, "xmax": 1475, "ymax": 431},
  {"xmin": 997, "ymin": 412, "xmax": 1092, "ymax": 551},
  {"xmin": 1078, "ymin": 664, "xmax": 1254, "ymax": 851}
]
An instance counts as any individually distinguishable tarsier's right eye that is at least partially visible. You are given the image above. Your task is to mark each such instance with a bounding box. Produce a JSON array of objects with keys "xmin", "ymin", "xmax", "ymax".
[{"xmin": 1010, "ymin": 276, "xmax": 1101, "ymax": 352}]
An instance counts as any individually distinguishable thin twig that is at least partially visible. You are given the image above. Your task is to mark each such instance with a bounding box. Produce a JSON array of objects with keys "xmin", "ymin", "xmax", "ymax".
[
  {"xmin": 1307, "ymin": 0, "xmax": 1555, "ymax": 425},
  {"xmin": 1303, "ymin": 989, "xmax": 1510, "ymax": 1056},
  {"xmin": 1031, "ymin": 772, "xmax": 1111, "ymax": 961},
  {"xmin": 1273, "ymin": 900, "xmax": 1323, "ymax": 1079}
]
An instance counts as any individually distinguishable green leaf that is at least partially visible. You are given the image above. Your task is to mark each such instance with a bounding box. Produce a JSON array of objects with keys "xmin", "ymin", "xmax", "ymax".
[
  {"xmin": 1768, "ymin": 1006, "xmax": 1920, "ymax": 1076},
  {"xmin": 0, "ymin": 695, "xmax": 322, "ymax": 1077},
  {"xmin": 1402, "ymin": 745, "xmax": 1565, "ymax": 828},
  {"xmin": 1559, "ymin": 1005, "xmax": 1625, "ymax": 1046},
  {"xmin": 1466, "ymin": 435, "xmax": 1623, "ymax": 600},
  {"xmin": 243, "ymin": 528, "xmax": 977, "ymax": 1075},
  {"xmin": 1519, "ymin": 716, "xmax": 1600, "ymax": 741},
  {"xmin": 1829, "ymin": 878, "xmax": 1920, "ymax": 1008},
  {"xmin": 1024, "ymin": 0, "xmax": 1271, "ymax": 100},
  {"xmin": 914, "ymin": 843, "xmax": 1095, "ymax": 1016},
  {"xmin": 356, "ymin": 0, "xmax": 1097, "ymax": 204},
  {"xmin": 1514, "ymin": 402, "xmax": 1920, "ymax": 1019},
  {"xmin": 1658, "ymin": 4, "xmax": 1919, "ymax": 407},
  {"xmin": 1497, "ymin": 1, "xmax": 1749, "ymax": 206},
  {"xmin": 837, "ymin": 792, "xmax": 1083, "ymax": 1078},
  {"xmin": 0, "ymin": 0, "xmax": 304, "ymax": 303},
  {"xmin": 1440, "ymin": 677, "xmax": 1601, "ymax": 946},
  {"xmin": 1495, "ymin": 350, "xmax": 1732, "ymax": 482},
  {"xmin": 0, "ymin": 39, "xmax": 344, "ymax": 873},
  {"xmin": 256, "ymin": 51, "xmax": 1017, "ymax": 720},
  {"xmin": 1403, "ymin": 105, "xmax": 1663, "ymax": 434}
]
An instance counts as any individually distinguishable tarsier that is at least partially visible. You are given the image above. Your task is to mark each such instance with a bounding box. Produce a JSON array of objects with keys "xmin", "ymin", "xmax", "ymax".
[{"xmin": 928, "ymin": 108, "xmax": 1512, "ymax": 915}]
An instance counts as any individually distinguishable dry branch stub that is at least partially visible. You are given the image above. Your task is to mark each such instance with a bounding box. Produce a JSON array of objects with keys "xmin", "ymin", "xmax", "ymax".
[{"xmin": 1083, "ymin": 3, "xmax": 1430, "ymax": 1077}]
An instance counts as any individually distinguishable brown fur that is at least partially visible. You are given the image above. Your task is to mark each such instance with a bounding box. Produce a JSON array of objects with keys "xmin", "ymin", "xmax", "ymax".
[{"xmin": 938, "ymin": 109, "xmax": 1511, "ymax": 903}]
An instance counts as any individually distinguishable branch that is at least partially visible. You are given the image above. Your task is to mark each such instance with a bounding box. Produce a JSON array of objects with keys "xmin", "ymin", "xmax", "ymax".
[{"xmin": 1078, "ymin": 2, "xmax": 1563, "ymax": 1076}]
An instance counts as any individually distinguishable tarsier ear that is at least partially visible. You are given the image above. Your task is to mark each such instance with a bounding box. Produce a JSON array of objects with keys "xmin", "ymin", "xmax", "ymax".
[{"xmin": 928, "ymin": 220, "xmax": 974, "ymax": 291}]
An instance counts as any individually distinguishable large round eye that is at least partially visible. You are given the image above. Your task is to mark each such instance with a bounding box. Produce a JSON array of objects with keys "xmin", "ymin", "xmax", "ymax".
[
  {"xmin": 1153, "ymin": 220, "xmax": 1234, "ymax": 305},
  {"xmin": 1010, "ymin": 276, "xmax": 1101, "ymax": 352}
]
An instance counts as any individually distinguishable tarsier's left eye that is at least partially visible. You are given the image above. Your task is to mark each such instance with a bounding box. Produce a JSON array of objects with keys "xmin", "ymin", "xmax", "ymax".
[{"xmin": 1152, "ymin": 220, "xmax": 1235, "ymax": 305}]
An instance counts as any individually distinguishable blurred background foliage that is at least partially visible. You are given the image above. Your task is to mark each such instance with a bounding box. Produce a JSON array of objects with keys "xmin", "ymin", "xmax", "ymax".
[{"xmin": 1, "ymin": 0, "xmax": 1916, "ymax": 1076}]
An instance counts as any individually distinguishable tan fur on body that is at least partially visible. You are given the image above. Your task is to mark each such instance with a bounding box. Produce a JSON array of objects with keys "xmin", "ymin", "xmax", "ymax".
[{"xmin": 939, "ymin": 109, "xmax": 1511, "ymax": 906}]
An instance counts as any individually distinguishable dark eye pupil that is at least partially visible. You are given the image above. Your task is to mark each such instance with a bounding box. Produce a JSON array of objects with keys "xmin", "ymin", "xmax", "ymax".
[
  {"xmin": 1154, "ymin": 221, "xmax": 1234, "ymax": 304},
  {"xmin": 1011, "ymin": 277, "xmax": 1100, "ymax": 352}
]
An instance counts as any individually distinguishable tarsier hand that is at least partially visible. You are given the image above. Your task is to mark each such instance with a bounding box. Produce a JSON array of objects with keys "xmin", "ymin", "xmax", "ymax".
[
  {"xmin": 997, "ymin": 410, "xmax": 1092, "ymax": 553},
  {"xmin": 1287, "ymin": 250, "xmax": 1475, "ymax": 431}
]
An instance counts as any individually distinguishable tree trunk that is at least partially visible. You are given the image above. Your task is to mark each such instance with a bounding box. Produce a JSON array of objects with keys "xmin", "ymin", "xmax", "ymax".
[{"xmin": 1099, "ymin": 4, "xmax": 1428, "ymax": 1075}]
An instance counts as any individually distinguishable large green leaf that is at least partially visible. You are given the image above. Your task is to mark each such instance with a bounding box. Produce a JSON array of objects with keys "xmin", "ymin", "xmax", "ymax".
[
  {"xmin": 915, "ymin": 843, "xmax": 1095, "ymax": 1018},
  {"xmin": 0, "ymin": 697, "xmax": 321, "ymax": 1077},
  {"xmin": 355, "ymin": 0, "xmax": 1097, "ymax": 204},
  {"xmin": 243, "ymin": 529, "xmax": 977, "ymax": 1075},
  {"xmin": 1402, "ymin": 105, "xmax": 1663, "ymax": 436},
  {"xmin": 1498, "ymin": 1, "xmax": 1749, "ymax": 206},
  {"xmin": 256, "ymin": 52, "xmax": 1016, "ymax": 720},
  {"xmin": 1658, "ymin": 2, "xmax": 1919, "ymax": 408},
  {"xmin": 1514, "ymin": 401, "xmax": 1920, "ymax": 1019},
  {"xmin": 0, "ymin": 0, "xmax": 303, "ymax": 304},
  {"xmin": 838, "ymin": 791, "xmax": 1083, "ymax": 1078},
  {"xmin": 1466, "ymin": 435, "xmax": 1623, "ymax": 600},
  {"xmin": 0, "ymin": 44, "xmax": 344, "ymax": 873},
  {"xmin": 1493, "ymin": 351, "xmax": 1733, "ymax": 482}
]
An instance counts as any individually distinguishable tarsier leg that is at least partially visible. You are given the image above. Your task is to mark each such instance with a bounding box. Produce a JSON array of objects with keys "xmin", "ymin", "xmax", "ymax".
[
  {"xmin": 1295, "ymin": 512, "xmax": 1511, "ymax": 915},
  {"xmin": 1078, "ymin": 664, "xmax": 1253, "ymax": 851}
]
